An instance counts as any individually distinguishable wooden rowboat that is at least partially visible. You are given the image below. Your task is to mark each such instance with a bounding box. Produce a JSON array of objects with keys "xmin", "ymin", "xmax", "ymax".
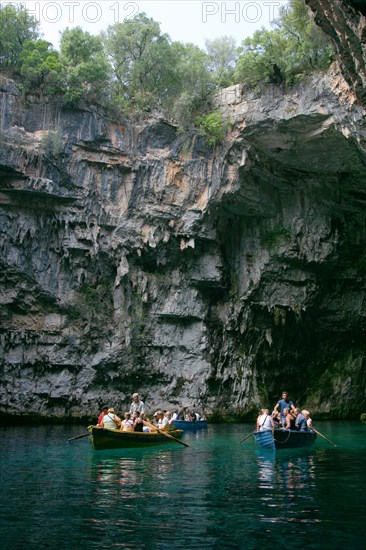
[
  {"xmin": 172, "ymin": 419, "xmax": 208, "ymax": 430},
  {"xmin": 254, "ymin": 428, "xmax": 317, "ymax": 450},
  {"xmin": 254, "ymin": 429, "xmax": 276, "ymax": 450},
  {"xmin": 88, "ymin": 426, "xmax": 184, "ymax": 450}
]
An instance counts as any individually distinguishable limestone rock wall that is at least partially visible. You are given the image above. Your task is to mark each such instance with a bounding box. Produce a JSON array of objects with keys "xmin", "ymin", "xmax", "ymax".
[
  {"xmin": 1, "ymin": 66, "xmax": 366, "ymax": 420},
  {"xmin": 305, "ymin": 0, "xmax": 366, "ymax": 104}
]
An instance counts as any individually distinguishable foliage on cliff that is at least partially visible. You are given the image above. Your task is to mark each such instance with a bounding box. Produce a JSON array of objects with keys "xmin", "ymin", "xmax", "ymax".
[
  {"xmin": 235, "ymin": 0, "xmax": 333, "ymax": 87},
  {"xmin": 0, "ymin": 1, "xmax": 333, "ymax": 121}
]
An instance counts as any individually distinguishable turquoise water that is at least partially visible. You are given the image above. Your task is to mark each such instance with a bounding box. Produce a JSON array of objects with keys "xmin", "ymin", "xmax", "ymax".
[{"xmin": 1, "ymin": 422, "xmax": 365, "ymax": 549}]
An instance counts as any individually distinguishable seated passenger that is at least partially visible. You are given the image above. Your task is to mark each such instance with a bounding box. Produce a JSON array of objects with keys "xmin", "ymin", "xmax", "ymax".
[
  {"xmin": 121, "ymin": 412, "xmax": 130, "ymax": 429},
  {"xmin": 184, "ymin": 410, "xmax": 192, "ymax": 421},
  {"xmin": 150, "ymin": 412, "xmax": 159, "ymax": 427},
  {"xmin": 133, "ymin": 411, "xmax": 144, "ymax": 432},
  {"xmin": 173, "ymin": 403, "xmax": 185, "ymax": 420},
  {"xmin": 122, "ymin": 412, "xmax": 134, "ymax": 431},
  {"xmin": 165, "ymin": 410, "xmax": 175, "ymax": 427},
  {"xmin": 283, "ymin": 408, "xmax": 296, "ymax": 430},
  {"xmin": 255, "ymin": 410, "xmax": 262, "ymax": 431},
  {"xmin": 156, "ymin": 410, "xmax": 170, "ymax": 431},
  {"xmin": 272, "ymin": 410, "xmax": 281, "ymax": 427},
  {"xmin": 302, "ymin": 409, "xmax": 313, "ymax": 430},
  {"xmin": 295, "ymin": 410, "xmax": 309, "ymax": 432},
  {"xmin": 100, "ymin": 408, "xmax": 121, "ymax": 430},
  {"xmin": 140, "ymin": 413, "xmax": 151, "ymax": 432},
  {"xmin": 97, "ymin": 405, "xmax": 109, "ymax": 426},
  {"xmin": 257, "ymin": 408, "xmax": 274, "ymax": 431}
]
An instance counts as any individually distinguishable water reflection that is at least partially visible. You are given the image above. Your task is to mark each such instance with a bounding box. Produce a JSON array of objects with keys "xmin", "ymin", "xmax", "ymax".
[
  {"xmin": 183, "ymin": 427, "xmax": 210, "ymax": 444},
  {"xmin": 280, "ymin": 454, "xmax": 316, "ymax": 492},
  {"xmin": 88, "ymin": 450, "xmax": 176, "ymax": 501},
  {"xmin": 255, "ymin": 450, "xmax": 319, "ymax": 527},
  {"xmin": 256, "ymin": 450, "xmax": 317, "ymax": 489},
  {"xmin": 1, "ymin": 424, "xmax": 366, "ymax": 548},
  {"xmin": 85, "ymin": 444, "xmax": 215, "ymax": 548},
  {"xmin": 256, "ymin": 449, "xmax": 276, "ymax": 488}
]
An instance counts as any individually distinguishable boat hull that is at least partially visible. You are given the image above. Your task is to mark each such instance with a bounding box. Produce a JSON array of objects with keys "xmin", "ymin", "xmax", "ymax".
[
  {"xmin": 273, "ymin": 429, "xmax": 316, "ymax": 449},
  {"xmin": 89, "ymin": 427, "xmax": 184, "ymax": 450},
  {"xmin": 173, "ymin": 420, "xmax": 208, "ymax": 430},
  {"xmin": 254, "ymin": 429, "xmax": 275, "ymax": 449},
  {"xmin": 254, "ymin": 429, "xmax": 317, "ymax": 450}
]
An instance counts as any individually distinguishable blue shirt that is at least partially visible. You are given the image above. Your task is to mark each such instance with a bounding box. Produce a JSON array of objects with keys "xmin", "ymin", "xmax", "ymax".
[
  {"xmin": 277, "ymin": 398, "xmax": 294, "ymax": 415},
  {"xmin": 295, "ymin": 413, "xmax": 309, "ymax": 431}
]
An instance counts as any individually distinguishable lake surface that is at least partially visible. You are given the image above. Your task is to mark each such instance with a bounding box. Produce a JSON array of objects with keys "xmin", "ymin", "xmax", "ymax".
[{"xmin": 1, "ymin": 421, "xmax": 365, "ymax": 549}]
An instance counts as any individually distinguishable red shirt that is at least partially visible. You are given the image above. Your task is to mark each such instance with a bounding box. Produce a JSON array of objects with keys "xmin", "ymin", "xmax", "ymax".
[{"xmin": 97, "ymin": 412, "xmax": 106, "ymax": 425}]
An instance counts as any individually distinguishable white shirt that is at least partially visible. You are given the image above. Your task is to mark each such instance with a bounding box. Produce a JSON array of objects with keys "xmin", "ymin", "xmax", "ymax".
[
  {"xmin": 158, "ymin": 417, "xmax": 170, "ymax": 430},
  {"xmin": 130, "ymin": 400, "xmax": 145, "ymax": 415},
  {"xmin": 258, "ymin": 413, "xmax": 273, "ymax": 431},
  {"xmin": 103, "ymin": 413, "xmax": 119, "ymax": 430}
]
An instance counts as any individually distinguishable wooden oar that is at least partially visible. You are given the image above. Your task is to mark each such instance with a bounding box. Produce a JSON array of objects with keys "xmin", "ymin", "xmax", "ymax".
[
  {"xmin": 313, "ymin": 428, "xmax": 337, "ymax": 447},
  {"xmin": 239, "ymin": 430, "xmax": 256, "ymax": 444},
  {"xmin": 143, "ymin": 420, "xmax": 190, "ymax": 448},
  {"xmin": 67, "ymin": 432, "xmax": 89, "ymax": 442}
]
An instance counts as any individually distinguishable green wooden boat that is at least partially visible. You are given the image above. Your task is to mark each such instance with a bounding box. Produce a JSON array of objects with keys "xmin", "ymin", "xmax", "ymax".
[{"xmin": 88, "ymin": 426, "xmax": 184, "ymax": 450}]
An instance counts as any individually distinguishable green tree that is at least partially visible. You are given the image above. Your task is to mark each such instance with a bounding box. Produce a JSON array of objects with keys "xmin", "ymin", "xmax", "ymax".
[
  {"xmin": 235, "ymin": 0, "xmax": 333, "ymax": 88},
  {"xmin": 169, "ymin": 42, "xmax": 212, "ymax": 126},
  {"xmin": 0, "ymin": 4, "xmax": 39, "ymax": 68},
  {"xmin": 205, "ymin": 36, "xmax": 237, "ymax": 88},
  {"xmin": 60, "ymin": 27, "xmax": 111, "ymax": 104},
  {"xmin": 105, "ymin": 13, "xmax": 176, "ymax": 112},
  {"xmin": 277, "ymin": 0, "xmax": 333, "ymax": 74},
  {"xmin": 172, "ymin": 42, "xmax": 211, "ymax": 98},
  {"xmin": 235, "ymin": 28, "xmax": 287, "ymax": 87},
  {"xmin": 20, "ymin": 40, "xmax": 63, "ymax": 94}
]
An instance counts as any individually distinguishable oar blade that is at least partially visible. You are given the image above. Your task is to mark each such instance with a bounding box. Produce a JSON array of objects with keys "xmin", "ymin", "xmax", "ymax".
[
  {"xmin": 313, "ymin": 428, "xmax": 337, "ymax": 447},
  {"xmin": 67, "ymin": 432, "xmax": 90, "ymax": 442},
  {"xmin": 239, "ymin": 430, "xmax": 256, "ymax": 444},
  {"xmin": 143, "ymin": 420, "xmax": 190, "ymax": 447}
]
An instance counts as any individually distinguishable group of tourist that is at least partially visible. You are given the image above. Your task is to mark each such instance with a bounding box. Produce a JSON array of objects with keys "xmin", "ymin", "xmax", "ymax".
[
  {"xmin": 256, "ymin": 391, "xmax": 313, "ymax": 432},
  {"xmin": 97, "ymin": 390, "xmax": 310, "ymax": 434},
  {"xmin": 96, "ymin": 393, "xmax": 204, "ymax": 433},
  {"xmin": 173, "ymin": 402, "xmax": 206, "ymax": 422}
]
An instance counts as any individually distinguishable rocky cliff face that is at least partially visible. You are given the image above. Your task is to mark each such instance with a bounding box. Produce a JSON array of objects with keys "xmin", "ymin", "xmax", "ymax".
[
  {"xmin": 1, "ymin": 62, "xmax": 366, "ymax": 420},
  {"xmin": 305, "ymin": 0, "xmax": 366, "ymax": 104}
]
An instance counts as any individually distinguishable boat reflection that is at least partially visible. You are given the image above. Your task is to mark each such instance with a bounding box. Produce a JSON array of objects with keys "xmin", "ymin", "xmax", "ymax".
[
  {"xmin": 256, "ymin": 449, "xmax": 276, "ymax": 488},
  {"xmin": 256, "ymin": 450, "xmax": 317, "ymax": 489},
  {"xmin": 182, "ymin": 427, "xmax": 210, "ymax": 444},
  {"xmin": 256, "ymin": 450, "xmax": 319, "ymax": 525},
  {"xmin": 87, "ymin": 449, "xmax": 177, "ymax": 504},
  {"xmin": 86, "ymin": 443, "xmax": 213, "ymax": 541}
]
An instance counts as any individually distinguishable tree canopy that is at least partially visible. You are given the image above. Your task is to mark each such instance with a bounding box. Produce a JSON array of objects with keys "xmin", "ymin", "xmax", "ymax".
[
  {"xmin": 104, "ymin": 13, "xmax": 176, "ymax": 110},
  {"xmin": 20, "ymin": 40, "xmax": 63, "ymax": 94},
  {"xmin": 0, "ymin": 4, "xmax": 39, "ymax": 68},
  {"xmin": 60, "ymin": 27, "xmax": 111, "ymax": 104},
  {"xmin": 0, "ymin": 1, "xmax": 334, "ymax": 133},
  {"xmin": 205, "ymin": 36, "xmax": 237, "ymax": 88},
  {"xmin": 235, "ymin": 0, "xmax": 333, "ymax": 87}
]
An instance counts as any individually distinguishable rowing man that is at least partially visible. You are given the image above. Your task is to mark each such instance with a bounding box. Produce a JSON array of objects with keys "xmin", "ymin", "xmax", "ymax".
[{"xmin": 256, "ymin": 408, "xmax": 274, "ymax": 431}]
